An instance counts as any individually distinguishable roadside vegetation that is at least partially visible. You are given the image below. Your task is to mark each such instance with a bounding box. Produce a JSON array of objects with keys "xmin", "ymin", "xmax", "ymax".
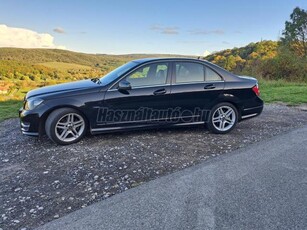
[
  {"xmin": 259, "ymin": 80, "xmax": 307, "ymax": 105},
  {"xmin": 0, "ymin": 100, "xmax": 22, "ymax": 122},
  {"xmin": 0, "ymin": 7, "xmax": 306, "ymax": 121}
]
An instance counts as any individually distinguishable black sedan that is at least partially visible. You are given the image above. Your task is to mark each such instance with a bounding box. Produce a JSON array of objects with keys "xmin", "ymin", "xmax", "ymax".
[{"xmin": 19, "ymin": 58, "xmax": 263, "ymax": 145}]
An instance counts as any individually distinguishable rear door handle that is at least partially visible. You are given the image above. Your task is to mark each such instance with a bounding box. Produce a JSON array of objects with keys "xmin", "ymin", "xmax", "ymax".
[
  {"xmin": 204, "ymin": 84, "xmax": 216, "ymax": 89},
  {"xmin": 153, "ymin": 88, "xmax": 166, "ymax": 95}
]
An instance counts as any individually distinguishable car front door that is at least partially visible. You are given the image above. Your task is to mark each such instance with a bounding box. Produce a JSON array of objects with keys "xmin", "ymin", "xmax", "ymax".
[
  {"xmin": 170, "ymin": 61, "xmax": 225, "ymax": 123},
  {"xmin": 95, "ymin": 61, "xmax": 171, "ymax": 129}
]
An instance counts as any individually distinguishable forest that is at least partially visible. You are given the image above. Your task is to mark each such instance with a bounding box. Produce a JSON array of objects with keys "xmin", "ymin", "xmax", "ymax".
[{"xmin": 205, "ymin": 7, "xmax": 306, "ymax": 82}]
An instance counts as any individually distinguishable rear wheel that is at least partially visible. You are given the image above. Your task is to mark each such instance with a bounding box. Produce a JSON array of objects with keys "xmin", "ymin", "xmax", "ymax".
[
  {"xmin": 45, "ymin": 108, "xmax": 87, "ymax": 145},
  {"xmin": 207, "ymin": 103, "xmax": 238, "ymax": 134}
]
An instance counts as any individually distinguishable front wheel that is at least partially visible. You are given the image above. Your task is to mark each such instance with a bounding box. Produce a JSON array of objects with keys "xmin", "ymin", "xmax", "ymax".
[
  {"xmin": 45, "ymin": 108, "xmax": 87, "ymax": 145},
  {"xmin": 207, "ymin": 103, "xmax": 238, "ymax": 134}
]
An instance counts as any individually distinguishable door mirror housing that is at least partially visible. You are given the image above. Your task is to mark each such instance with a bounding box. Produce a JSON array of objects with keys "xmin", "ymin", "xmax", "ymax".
[{"xmin": 118, "ymin": 80, "xmax": 131, "ymax": 91}]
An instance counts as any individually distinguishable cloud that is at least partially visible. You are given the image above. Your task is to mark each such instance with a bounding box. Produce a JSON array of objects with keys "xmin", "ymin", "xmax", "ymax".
[
  {"xmin": 189, "ymin": 29, "xmax": 225, "ymax": 35},
  {"xmin": 53, "ymin": 27, "xmax": 65, "ymax": 34},
  {"xmin": 162, "ymin": 27, "xmax": 179, "ymax": 35},
  {"xmin": 0, "ymin": 24, "xmax": 66, "ymax": 49},
  {"xmin": 234, "ymin": 30, "xmax": 242, "ymax": 34},
  {"xmin": 150, "ymin": 25, "xmax": 179, "ymax": 35},
  {"xmin": 150, "ymin": 25, "xmax": 162, "ymax": 31},
  {"xmin": 178, "ymin": 40, "xmax": 207, "ymax": 44},
  {"xmin": 222, "ymin": 41, "xmax": 230, "ymax": 44}
]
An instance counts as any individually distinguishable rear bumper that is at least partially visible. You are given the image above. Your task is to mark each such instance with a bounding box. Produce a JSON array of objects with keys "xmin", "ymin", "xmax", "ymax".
[{"xmin": 240, "ymin": 104, "xmax": 263, "ymax": 120}]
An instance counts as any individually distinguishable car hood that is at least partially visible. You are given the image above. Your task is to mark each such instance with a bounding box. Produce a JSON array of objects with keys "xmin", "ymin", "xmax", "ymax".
[{"xmin": 26, "ymin": 79, "xmax": 99, "ymax": 99}]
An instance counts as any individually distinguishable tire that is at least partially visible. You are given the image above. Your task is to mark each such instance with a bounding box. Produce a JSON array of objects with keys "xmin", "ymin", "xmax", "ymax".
[
  {"xmin": 207, "ymin": 102, "xmax": 238, "ymax": 134},
  {"xmin": 45, "ymin": 108, "xmax": 87, "ymax": 145}
]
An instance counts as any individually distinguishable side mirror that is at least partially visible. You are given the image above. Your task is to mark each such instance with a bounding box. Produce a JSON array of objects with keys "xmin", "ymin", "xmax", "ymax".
[{"xmin": 118, "ymin": 80, "xmax": 131, "ymax": 91}]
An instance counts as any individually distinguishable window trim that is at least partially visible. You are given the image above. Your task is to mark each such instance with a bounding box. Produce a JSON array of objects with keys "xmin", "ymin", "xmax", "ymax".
[
  {"xmin": 171, "ymin": 80, "xmax": 224, "ymax": 86},
  {"xmin": 108, "ymin": 61, "xmax": 172, "ymax": 91}
]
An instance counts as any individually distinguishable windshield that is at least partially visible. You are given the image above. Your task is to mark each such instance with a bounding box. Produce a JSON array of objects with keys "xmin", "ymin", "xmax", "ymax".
[{"xmin": 99, "ymin": 61, "xmax": 139, "ymax": 85}]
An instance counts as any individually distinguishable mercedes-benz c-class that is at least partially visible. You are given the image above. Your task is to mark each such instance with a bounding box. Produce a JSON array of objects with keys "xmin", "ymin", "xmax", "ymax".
[{"xmin": 19, "ymin": 58, "xmax": 263, "ymax": 145}]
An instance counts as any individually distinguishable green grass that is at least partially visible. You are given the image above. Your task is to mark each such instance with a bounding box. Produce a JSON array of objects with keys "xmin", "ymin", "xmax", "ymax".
[
  {"xmin": 0, "ymin": 100, "xmax": 23, "ymax": 122},
  {"xmin": 259, "ymin": 80, "xmax": 307, "ymax": 105}
]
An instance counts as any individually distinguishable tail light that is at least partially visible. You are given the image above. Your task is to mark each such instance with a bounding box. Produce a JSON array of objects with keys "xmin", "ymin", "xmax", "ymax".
[{"xmin": 252, "ymin": 84, "xmax": 260, "ymax": 96}]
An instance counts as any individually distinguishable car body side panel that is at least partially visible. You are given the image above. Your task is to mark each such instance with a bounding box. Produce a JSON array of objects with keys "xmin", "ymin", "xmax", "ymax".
[
  {"xmin": 98, "ymin": 85, "xmax": 171, "ymax": 129},
  {"xmin": 169, "ymin": 82, "xmax": 225, "ymax": 122}
]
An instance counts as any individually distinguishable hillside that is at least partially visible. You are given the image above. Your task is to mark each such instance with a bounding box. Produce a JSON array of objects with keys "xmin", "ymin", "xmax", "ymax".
[
  {"xmin": 204, "ymin": 40, "xmax": 279, "ymax": 75},
  {"xmin": 0, "ymin": 48, "xmax": 194, "ymax": 100},
  {"xmin": 1, "ymin": 40, "xmax": 306, "ymax": 101},
  {"xmin": 0, "ymin": 41, "xmax": 306, "ymax": 103},
  {"xmin": 0, "ymin": 48, "xmax": 192, "ymax": 66}
]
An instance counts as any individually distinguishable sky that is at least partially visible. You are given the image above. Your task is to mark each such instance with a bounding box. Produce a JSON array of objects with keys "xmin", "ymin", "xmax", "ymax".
[{"xmin": 0, "ymin": 0, "xmax": 306, "ymax": 55}]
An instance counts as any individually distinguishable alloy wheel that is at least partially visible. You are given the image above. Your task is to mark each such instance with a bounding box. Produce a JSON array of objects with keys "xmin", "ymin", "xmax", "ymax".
[
  {"xmin": 55, "ymin": 113, "xmax": 85, "ymax": 142},
  {"xmin": 212, "ymin": 106, "xmax": 236, "ymax": 132}
]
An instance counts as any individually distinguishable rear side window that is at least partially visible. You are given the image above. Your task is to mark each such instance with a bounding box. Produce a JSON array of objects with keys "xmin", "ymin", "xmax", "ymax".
[
  {"xmin": 175, "ymin": 62, "xmax": 222, "ymax": 83},
  {"xmin": 205, "ymin": 67, "xmax": 222, "ymax": 81},
  {"xmin": 175, "ymin": 62, "xmax": 204, "ymax": 83}
]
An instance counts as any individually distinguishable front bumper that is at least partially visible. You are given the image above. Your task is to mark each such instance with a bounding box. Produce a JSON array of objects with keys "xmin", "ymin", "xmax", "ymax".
[
  {"xmin": 19, "ymin": 103, "xmax": 49, "ymax": 137},
  {"xmin": 19, "ymin": 108, "xmax": 40, "ymax": 136},
  {"xmin": 20, "ymin": 120, "xmax": 38, "ymax": 136}
]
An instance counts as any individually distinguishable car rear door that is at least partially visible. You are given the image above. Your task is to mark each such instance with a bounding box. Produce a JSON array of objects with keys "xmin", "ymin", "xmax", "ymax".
[{"xmin": 169, "ymin": 61, "xmax": 225, "ymax": 123}]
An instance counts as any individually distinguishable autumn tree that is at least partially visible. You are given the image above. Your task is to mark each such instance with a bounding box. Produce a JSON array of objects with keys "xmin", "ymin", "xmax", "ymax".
[{"xmin": 281, "ymin": 7, "xmax": 307, "ymax": 57}]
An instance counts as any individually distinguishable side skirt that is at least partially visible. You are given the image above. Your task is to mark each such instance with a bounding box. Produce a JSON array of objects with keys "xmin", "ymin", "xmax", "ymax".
[{"xmin": 90, "ymin": 121, "xmax": 205, "ymax": 135}]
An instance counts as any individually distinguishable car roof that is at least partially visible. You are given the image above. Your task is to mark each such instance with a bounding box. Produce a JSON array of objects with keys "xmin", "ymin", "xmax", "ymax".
[{"xmin": 132, "ymin": 57, "xmax": 204, "ymax": 64}]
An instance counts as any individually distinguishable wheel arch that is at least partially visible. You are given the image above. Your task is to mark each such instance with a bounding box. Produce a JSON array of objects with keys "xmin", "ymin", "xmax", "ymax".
[
  {"xmin": 39, "ymin": 105, "xmax": 90, "ymax": 135},
  {"xmin": 211, "ymin": 95, "xmax": 243, "ymax": 120}
]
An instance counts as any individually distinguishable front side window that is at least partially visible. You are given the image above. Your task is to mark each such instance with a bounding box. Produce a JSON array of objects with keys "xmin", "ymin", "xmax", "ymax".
[
  {"xmin": 125, "ymin": 62, "xmax": 168, "ymax": 88},
  {"xmin": 175, "ymin": 62, "xmax": 205, "ymax": 83},
  {"xmin": 100, "ymin": 61, "xmax": 138, "ymax": 86}
]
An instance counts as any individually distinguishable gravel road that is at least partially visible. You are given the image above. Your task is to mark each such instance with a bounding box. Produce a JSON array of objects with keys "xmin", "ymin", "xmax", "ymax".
[{"xmin": 0, "ymin": 104, "xmax": 307, "ymax": 230}]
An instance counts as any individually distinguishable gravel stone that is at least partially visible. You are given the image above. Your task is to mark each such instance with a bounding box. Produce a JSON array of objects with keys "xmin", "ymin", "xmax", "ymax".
[{"xmin": 0, "ymin": 104, "xmax": 306, "ymax": 229}]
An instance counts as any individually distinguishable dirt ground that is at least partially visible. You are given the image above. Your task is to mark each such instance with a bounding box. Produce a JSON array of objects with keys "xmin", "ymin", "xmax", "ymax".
[{"xmin": 0, "ymin": 104, "xmax": 306, "ymax": 230}]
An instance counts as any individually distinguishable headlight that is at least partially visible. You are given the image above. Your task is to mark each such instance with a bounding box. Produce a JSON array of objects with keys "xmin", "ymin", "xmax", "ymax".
[{"xmin": 25, "ymin": 98, "xmax": 44, "ymax": 110}]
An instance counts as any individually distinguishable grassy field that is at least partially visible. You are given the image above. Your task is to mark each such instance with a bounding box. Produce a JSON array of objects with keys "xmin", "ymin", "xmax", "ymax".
[
  {"xmin": 0, "ymin": 100, "xmax": 23, "ymax": 122},
  {"xmin": 0, "ymin": 80, "xmax": 306, "ymax": 122},
  {"xmin": 259, "ymin": 80, "xmax": 307, "ymax": 105},
  {"xmin": 37, "ymin": 62, "xmax": 93, "ymax": 71}
]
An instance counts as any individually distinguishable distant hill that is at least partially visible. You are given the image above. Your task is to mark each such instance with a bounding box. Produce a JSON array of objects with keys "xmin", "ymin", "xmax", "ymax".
[
  {"xmin": 0, "ymin": 48, "xmax": 193, "ymax": 66},
  {"xmin": 0, "ymin": 48, "xmax": 110, "ymax": 66}
]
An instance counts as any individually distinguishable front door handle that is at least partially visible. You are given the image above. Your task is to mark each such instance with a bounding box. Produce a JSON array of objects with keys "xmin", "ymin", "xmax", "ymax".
[
  {"xmin": 204, "ymin": 84, "xmax": 216, "ymax": 89},
  {"xmin": 153, "ymin": 88, "xmax": 166, "ymax": 95}
]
